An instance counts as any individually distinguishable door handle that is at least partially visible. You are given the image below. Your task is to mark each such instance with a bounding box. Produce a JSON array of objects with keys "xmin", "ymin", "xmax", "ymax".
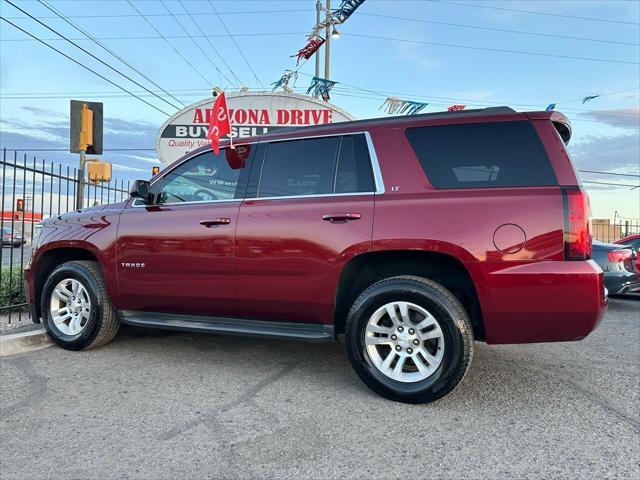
[
  {"xmin": 200, "ymin": 218, "xmax": 231, "ymax": 227},
  {"xmin": 322, "ymin": 213, "xmax": 361, "ymax": 223}
]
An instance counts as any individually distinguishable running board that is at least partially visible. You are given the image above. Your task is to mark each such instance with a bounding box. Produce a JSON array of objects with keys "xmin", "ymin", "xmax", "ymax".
[{"xmin": 118, "ymin": 311, "xmax": 335, "ymax": 343}]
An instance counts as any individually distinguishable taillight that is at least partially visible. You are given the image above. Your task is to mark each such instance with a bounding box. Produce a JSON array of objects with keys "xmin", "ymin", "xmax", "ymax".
[
  {"xmin": 562, "ymin": 187, "xmax": 592, "ymax": 260},
  {"xmin": 608, "ymin": 249, "xmax": 632, "ymax": 263}
]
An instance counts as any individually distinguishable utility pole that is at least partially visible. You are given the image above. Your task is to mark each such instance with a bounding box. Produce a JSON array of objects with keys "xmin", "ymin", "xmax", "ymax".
[
  {"xmin": 324, "ymin": 0, "xmax": 331, "ymax": 85},
  {"xmin": 315, "ymin": 0, "xmax": 322, "ymax": 79}
]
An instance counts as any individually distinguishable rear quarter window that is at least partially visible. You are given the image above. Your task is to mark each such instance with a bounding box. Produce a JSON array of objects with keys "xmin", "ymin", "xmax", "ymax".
[{"xmin": 405, "ymin": 121, "xmax": 558, "ymax": 189}]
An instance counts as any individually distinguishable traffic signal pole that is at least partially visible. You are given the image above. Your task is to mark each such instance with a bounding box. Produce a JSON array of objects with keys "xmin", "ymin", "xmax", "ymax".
[
  {"xmin": 75, "ymin": 104, "xmax": 92, "ymax": 210},
  {"xmin": 76, "ymin": 149, "xmax": 86, "ymax": 210}
]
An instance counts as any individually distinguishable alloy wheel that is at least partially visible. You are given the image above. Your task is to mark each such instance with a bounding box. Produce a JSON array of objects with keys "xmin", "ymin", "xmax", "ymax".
[
  {"xmin": 364, "ymin": 301, "xmax": 445, "ymax": 383},
  {"xmin": 49, "ymin": 278, "xmax": 92, "ymax": 336}
]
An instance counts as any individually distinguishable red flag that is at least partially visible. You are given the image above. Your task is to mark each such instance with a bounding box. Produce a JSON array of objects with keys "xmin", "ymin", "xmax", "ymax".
[{"xmin": 207, "ymin": 92, "xmax": 231, "ymax": 155}]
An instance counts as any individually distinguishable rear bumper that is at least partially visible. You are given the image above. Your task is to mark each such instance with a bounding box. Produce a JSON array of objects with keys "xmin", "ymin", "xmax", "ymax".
[
  {"xmin": 613, "ymin": 281, "xmax": 640, "ymax": 295},
  {"xmin": 476, "ymin": 260, "xmax": 607, "ymax": 344}
]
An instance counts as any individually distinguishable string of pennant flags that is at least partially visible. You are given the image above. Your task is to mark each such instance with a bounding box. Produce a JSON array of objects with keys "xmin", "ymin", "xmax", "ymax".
[
  {"xmin": 547, "ymin": 95, "xmax": 601, "ymax": 111},
  {"xmin": 267, "ymin": 0, "xmax": 609, "ymax": 116},
  {"xmin": 272, "ymin": 0, "xmax": 367, "ymax": 100}
]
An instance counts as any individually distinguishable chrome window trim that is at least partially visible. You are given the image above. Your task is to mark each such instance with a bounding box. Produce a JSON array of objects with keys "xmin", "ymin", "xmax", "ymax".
[
  {"xmin": 249, "ymin": 130, "xmax": 384, "ymax": 201},
  {"xmin": 131, "ymin": 197, "xmax": 241, "ymax": 208},
  {"xmin": 364, "ymin": 131, "xmax": 385, "ymax": 195},
  {"xmin": 244, "ymin": 192, "xmax": 374, "ymax": 202},
  {"xmin": 132, "ymin": 130, "xmax": 385, "ymax": 208}
]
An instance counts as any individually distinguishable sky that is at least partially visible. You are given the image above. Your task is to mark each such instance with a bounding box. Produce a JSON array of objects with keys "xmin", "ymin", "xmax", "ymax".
[{"xmin": 0, "ymin": 0, "xmax": 639, "ymax": 220}]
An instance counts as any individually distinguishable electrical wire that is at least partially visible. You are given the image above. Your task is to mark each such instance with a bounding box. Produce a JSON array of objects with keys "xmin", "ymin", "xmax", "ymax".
[
  {"xmin": 2, "ymin": 9, "xmax": 314, "ymax": 20},
  {"xmin": 582, "ymin": 181, "xmax": 640, "ymax": 188},
  {"xmin": 342, "ymin": 32, "xmax": 639, "ymax": 65},
  {"xmin": 125, "ymin": 0, "xmax": 212, "ymax": 87},
  {"xmin": 579, "ymin": 170, "xmax": 640, "ymax": 178},
  {"xmin": 4, "ymin": 0, "xmax": 181, "ymax": 113},
  {"xmin": 162, "ymin": 0, "xmax": 240, "ymax": 88},
  {"xmin": 36, "ymin": 0, "xmax": 185, "ymax": 109},
  {"xmin": 358, "ymin": 12, "xmax": 640, "ymax": 47},
  {"xmin": 0, "ymin": 32, "xmax": 307, "ymax": 42},
  {"xmin": 433, "ymin": 0, "xmax": 640, "ymax": 26},
  {"xmin": 0, "ymin": 16, "xmax": 172, "ymax": 116},
  {"xmin": 208, "ymin": 0, "xmax": 266, "ymax": 89}
]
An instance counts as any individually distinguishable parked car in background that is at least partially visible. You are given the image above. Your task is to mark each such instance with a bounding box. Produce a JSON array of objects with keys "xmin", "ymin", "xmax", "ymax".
[
  {"xmin": 592, "ymin": 240, "xmax": 639, "ymax": 296},
  {"xmin": 24, "ymin": 107, "xmax": 607, "ymax": 404},
  {"xmin": 615, "ymin": 234, "xmax": 640, "ymax": 271},
  {"xmin": 1, "ymin": 227, "xmax": 26, "ymax": 247}
]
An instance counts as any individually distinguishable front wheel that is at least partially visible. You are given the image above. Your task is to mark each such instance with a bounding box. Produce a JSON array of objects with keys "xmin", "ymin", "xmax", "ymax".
[
  {"xmin": 345, "ymin": 276, "xmax": 474, "ymax": 404},
  {"xmin": 41, "ymin": 260, "xmax": 120, "ymax": 350}
]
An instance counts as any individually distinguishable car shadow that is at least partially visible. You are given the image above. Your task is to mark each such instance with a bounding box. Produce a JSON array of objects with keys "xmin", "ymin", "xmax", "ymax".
[{"xmin": 109, "ymin": 322, "xmax": 625, "ymax": 414}]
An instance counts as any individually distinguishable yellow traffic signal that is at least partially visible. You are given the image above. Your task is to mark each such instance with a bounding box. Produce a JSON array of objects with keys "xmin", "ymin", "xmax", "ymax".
[
  {"xmin": 16, "ymin": 198, "xmax": 24, "ymax": 212},
  {"xmin": 79, "ymin": 104, "xmax": 93, "ymax": 151},
  {"xmin": 87, "ymin": 160, "xmax": 112, "ymax": 183},
  {"xmin": 152, "ymin": 166, "xmax": 160, "ymax": 176}
]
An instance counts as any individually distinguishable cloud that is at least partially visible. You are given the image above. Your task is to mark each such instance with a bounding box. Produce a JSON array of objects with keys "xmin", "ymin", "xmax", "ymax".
[
  {"xmin": 0, "ymin": 111, "xmax": 160, "ymax": 183},
  {"xmin": 21, "ymin": 106, "xmax": 67, "ymax": 119},
  {"xmin": 580, "ymin": 108, "xmax": 639, "ymax": 131},
  {"xmin": 569, "ymin": 129, "xmax": 640, "ymax": 178}
]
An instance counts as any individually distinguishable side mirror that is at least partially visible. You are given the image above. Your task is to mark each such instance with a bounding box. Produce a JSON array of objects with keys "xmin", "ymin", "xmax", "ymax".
[{"xmin": 129, "ymin": 180, "xmax": 151, "ymax": 203}]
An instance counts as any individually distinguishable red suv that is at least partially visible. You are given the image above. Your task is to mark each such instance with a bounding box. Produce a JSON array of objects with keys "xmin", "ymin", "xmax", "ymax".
[{"xmin": 24, "ymin": 107, "xmax": 606, "ymax": 403}]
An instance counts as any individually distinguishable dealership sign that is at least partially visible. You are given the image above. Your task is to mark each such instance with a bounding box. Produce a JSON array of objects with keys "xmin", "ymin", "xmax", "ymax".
[{"xmin": 156, "ymin": 91, "xmax": 354, "ymax": 165}]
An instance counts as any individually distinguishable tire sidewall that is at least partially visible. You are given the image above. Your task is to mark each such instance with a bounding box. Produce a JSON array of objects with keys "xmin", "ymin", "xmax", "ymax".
[
  {"xmin": 346, "ymin": 279, "xmax": 470, "ymax": 402},
  {"xmin": 41, "ymin": 263, "xmax": 104, "ymax": 350}
]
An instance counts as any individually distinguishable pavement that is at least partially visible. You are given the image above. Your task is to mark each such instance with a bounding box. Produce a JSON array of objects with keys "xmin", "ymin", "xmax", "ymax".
[{"xmin": 1, "ymin": 297, "xmax": 638, "ymax": 479}]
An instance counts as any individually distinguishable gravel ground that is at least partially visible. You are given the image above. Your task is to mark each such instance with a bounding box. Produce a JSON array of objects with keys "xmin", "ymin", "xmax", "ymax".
[{"xmin": 1, "ymin": 297, "xmax": 638, "ymax": 479}]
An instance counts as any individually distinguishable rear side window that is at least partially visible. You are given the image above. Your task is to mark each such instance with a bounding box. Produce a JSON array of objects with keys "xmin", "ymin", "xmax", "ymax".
[
  {"xmin": 335, "ymin": 134, "xmax": 375, "ymax": 194},
  {"xmin": 259, "ymin": 137, "xmax": 339, "ymax": 197},
  {"xmin": 405, "ymin": 121, "xmax": 557, "ymax": 189},
  {"xmin": 257, "ymin": 134, "xmax": 375, "ymax": 198}
]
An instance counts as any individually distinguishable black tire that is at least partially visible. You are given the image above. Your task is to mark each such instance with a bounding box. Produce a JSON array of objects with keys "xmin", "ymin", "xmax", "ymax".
[
  {"xmin": 345, "ymin": 275, "xmax": 473, "ymax": 404},
  {"xmin": 40, "ymin": 260, "xmax": 120, "ymax": 350}
]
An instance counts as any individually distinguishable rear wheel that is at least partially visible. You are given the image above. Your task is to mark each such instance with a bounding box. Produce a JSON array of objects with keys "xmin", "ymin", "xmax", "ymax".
[
  {"xmin": 41, "ymin": 260, "xmax": 120, "ymax": 350},
  {"xmin": 345, "ymin": 276, "xmax": 473, "ymax": 403}
]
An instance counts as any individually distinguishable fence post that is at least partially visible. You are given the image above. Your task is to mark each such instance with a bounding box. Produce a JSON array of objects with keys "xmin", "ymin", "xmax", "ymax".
[{"xmin": 624, "ymin": 220, "xmax": 629, "ymax": 238}]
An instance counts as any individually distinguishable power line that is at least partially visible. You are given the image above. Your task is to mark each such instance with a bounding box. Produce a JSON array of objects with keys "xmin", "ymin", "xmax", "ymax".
[
  {"xmin": 208, "ymin": 0, "xmax": 265, "ymax": 89},
  {"xmin": 0, "ymin": 32, "xmax": 306, "ymax": 42},
  {"xmin": 342, "ymin": 33, "xmax": 640, "ymax": 65},
  {"xmin": 175, "ymin": 0, "xmax": 244, "ymax": 88},
  {"xmin": 4, "ymin": 0, "xmax": 178, "ymax": 113},
  {"xmin": 161, "ymin": 0, "xmax": 241, "ymax": 88},
  {"xmin": 359, "ymin": 12, "xmax": 640, "ymax": 47},
  {"xmin": 36, "ymin": 0, "xmax": 185, "ymax": 109},
  {"xmin": 582, "ymin": 180, "xmax": 640, "ymax": 188},
  {"xmin": 579, "ymin": 170, "xmax": 640, "ymax": 178},
  {"xmin": 3, "ymin": 9, "xmax": 314, "ymax": 20},
  {"xmin": 434, "ymin": 0, "xmax": 640, "ymax": 26},
  {"xmin": 297, "ymin": 71, "xmax": 639, "ymax": 115},
  {"xmin": 125, "ymin": 0, "xmax": 212, "ymax": 87},
  {"xmin": 0, "ymin": 16, "xmax": 172, "ymax": 116}
]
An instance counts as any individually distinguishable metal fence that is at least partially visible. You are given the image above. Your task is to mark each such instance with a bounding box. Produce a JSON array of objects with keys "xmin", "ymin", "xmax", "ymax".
[
  {"xmin": 1, "ymin": 149, "xmax": 130, "ymax": 326},
  {"xmin": 592, "ymin": 218, "xmax": 640, "ymax": 243}
]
